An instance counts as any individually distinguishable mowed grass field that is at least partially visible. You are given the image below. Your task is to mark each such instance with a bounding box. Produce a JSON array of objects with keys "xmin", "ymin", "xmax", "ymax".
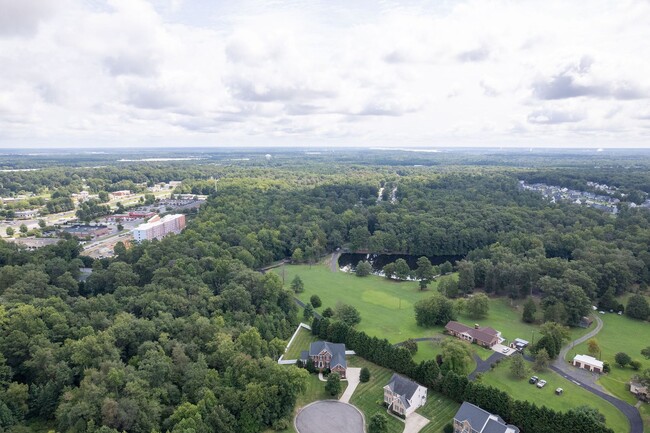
[
  {"xmin": 479, "ymin": 358, "xmax": 629, "ymax": 433},
  {"xmin": 280, "ymin": 264, "xmax": 589, "ymax": 345},
  {"xmin": 348, "ymin": 356, "xmax": 460, "ymax": 433},
  {"xmin": 566, "ymin": 312, "xmax": 650, "ymax": 430},
  {"xmin": 284, "ymin": 326, "xmax": 319, "ymax": 359}
]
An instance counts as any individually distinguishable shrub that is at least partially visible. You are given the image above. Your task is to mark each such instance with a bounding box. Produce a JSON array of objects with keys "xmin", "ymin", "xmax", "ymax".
[
  {"xmin": 322, "ymin": 307, "xmax": 334, "ymax": 318},
  {"xmin": 603, "ymin": 361, "xmax": 611, "ymax": 373},
  {"xmin": 615, "ymin": 352, "xmax": 632, "ymax": 367},
  {"xmin": 630, "ymin": 360, "xmax": 642, "ymax": 371},
  {"xmin": 272, "ymin": 418, "xmax": 290, "ymax": 431},
  {"xmin": 360, "ymin": 367, "xmax": 370, "ymax": 383},
  {"xmin": 310, "ymin": 294, "xmax": 322, "ymax": 308}
]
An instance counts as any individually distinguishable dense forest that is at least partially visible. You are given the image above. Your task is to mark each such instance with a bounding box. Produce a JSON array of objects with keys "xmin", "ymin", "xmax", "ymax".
[{"xmin": 1, "ymin": 158, "xmax": 649, "ymax": 432}]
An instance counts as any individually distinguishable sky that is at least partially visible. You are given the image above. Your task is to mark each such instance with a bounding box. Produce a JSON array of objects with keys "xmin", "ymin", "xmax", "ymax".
[{"xmin": 1, "ymin": 0, "xmax": 650, "ymax": 149}]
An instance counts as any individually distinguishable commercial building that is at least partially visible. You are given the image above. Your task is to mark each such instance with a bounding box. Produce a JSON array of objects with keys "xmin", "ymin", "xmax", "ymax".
[
  {"xmin": 62, "ymin": 225, "xmax": 110, "ymax": 239},
  {"xmin": 132, "ymin": 214, "xmax": 186, "ymax": 242},
  {"xmin": 15, "ymin": 209, "xmax": 40, "ymax": 219}
]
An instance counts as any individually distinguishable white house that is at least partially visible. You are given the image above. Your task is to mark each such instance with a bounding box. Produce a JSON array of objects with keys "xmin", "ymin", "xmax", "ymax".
[
  {"xmin": 572, "ymin": 354, "xmax": 603, "ymax": 373},
  {"xmin": 383, "ymin": 373, "xmax": 427, "ymax": 417}
]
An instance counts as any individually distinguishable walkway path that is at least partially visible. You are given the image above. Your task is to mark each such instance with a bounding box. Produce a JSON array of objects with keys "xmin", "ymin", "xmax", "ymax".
[
  {"xmin": 339, "ymin": 368, "xmax": 361, "ymax": 403},
  {"xmin": 552, "ymin": 314, "xmax": 603, "ymax": 388}
]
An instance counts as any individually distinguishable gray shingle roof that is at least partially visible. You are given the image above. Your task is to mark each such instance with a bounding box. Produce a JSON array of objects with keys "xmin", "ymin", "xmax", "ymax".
[
  {"xmin": 455, "ymin": 402, "xmax": 490, "ymax": 431},
  {"xmin": 385, "ymin": 373, "xmax": 421, "ymax": 401},
  {"xmin": 308, "ymin": 341, "xmax": 347, "ymax": 369},
  {"xmin": 454, "ymin": 402, "xmax": 519, "ymax": 433}
]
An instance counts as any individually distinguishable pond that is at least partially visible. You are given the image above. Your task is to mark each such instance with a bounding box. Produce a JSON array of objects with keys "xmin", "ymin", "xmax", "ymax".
[{"xmin": 338, "ymin": 253, "xmax": 463, "ymax": 272}]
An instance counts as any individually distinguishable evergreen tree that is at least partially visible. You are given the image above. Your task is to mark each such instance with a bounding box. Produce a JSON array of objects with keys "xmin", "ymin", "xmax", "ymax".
[
  {"xmin": 369, "ymin": 413, "xmax": 388, "ymax": 433},
  {"xmin": 509, "ymin": 354, "xmax": 528, "ymax": 379},
  {"xmin": 355, "ymin": 261, "xmax": 372, "ymax": 277},
  {"xmin": 533, "ymin": 348, "xmax": 550, "ymax": 372},
  {"xmin": 522, "ymin": 297, "xmax": 537, "ymax": 323},
  {"xmin": 291, "ymin": 275, "xmax": 304, "ymax": 293},
  {"xmin": 325, "ymin": 373, "xmax": 341, "ymax": 396},
  {"xmin": 359, "ymin": 367, "xmax": 370, "ymax": 383}
]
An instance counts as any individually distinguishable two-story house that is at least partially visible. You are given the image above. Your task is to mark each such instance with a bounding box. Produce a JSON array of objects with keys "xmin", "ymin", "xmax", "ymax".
[
  {"xmin": 453, "ymin": 402, "xmax": 519, "ymax": 433},
  {"xmin": 383, "ymin": 373, "xmax": 427, "ymax": 417},
  {"xmin": 300, "ymin": 341, "xmax": 347, "ymax": 378}
]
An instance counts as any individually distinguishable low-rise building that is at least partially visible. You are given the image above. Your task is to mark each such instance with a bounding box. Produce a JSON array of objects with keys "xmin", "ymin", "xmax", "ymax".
[
  {"xmin": 7, "ymin": 237, "xmax": 62, "ymax": 250},
  {"xmin": 630, "ymin": 381, "xmax": 649, "ymax": 402},
  {"xmin": 453, "ymin": 402, "xmax": 520, "ymax": 433},
  {"xmin": 383, "ymin": 374, "xmax": 427, "ymax": 417},
  {"xmin": 445, "ymin": 321, "xmax": 503, "ymax": 348},
  {"xmin": 132, "ymin": 214, "xmax": 186, "ymax": 242},
  {"xmin": 62, "ymin": 225, "xmax": 110, "ymax": 239},
  {"xmin": 300, "ymin": 341, "xmax": 347, "ymax": 379},
  {"xmin": 15, "ymin": 209, "xmax": 39, "ymax": 219},
  {"xmin": 572, "ymin": 354, "xmax": 603, "ymax": 373}
]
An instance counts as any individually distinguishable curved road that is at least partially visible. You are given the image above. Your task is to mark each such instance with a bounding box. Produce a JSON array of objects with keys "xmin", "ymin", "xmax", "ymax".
[{"xmin": 550, "ymin": 315, "xmax": 642, "ymax": 433}]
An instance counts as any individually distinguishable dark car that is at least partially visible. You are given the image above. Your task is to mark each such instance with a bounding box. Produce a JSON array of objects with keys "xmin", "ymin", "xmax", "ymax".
[{"xmin": 529, "ymin": 376, "xmax": 539, "ymax": 384}]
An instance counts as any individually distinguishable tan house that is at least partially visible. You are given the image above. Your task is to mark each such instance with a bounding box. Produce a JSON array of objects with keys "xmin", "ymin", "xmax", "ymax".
[
  {"xmin": 383, "ymin": 374, "xmax": 427, "ymax": 417},
  {"xmin": 300, "ymin": 341, "xmax": 347, "ymax": 379},
  {"xmin": 572, "ymin": 354, "xmax": 603, "ymax": 373},
  {"xmin": 630, "ymin": 381, "xmax": 649, "ymax": 402},
  {"xmin": 445, "ymin": 321, "xmax": 503, "ymax": 348}
]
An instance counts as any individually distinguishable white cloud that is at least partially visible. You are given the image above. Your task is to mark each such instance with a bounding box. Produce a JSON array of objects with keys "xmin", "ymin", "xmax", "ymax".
[{"xmin": 0, "ymin": 0, "xmax": 650, "ymax": 147}]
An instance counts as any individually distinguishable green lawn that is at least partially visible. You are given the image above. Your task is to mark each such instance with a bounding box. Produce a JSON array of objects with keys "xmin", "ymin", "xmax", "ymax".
[
  {"xmin": 280, "ymin": 264, "xmax": 588, "ymax": 345},
  {"xmin": 266, "ymin": 373, "xmax": 331, "ymax": 433},
  {"xmin": 566, "ymin": 312, "xmax": 650, "ymax": 431},
  {"xmin": 284, "ymin": 326, "xmax": 319, "ymax": 360},
  {"xmin": 479, "ymin": 357, "xmax": 629, "ymax": 433},
  {"xmin": 412, "ymin": 338, "xmax": 484, "ymax": 374},
  {"xmin": 348, "ymin": 356, "xmax": 460, "ymax": 433}
]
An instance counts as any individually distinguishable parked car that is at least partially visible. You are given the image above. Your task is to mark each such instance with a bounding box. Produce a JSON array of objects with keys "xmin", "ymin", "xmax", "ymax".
[
  {"xmin": 599, "ymin": 311, "xmax": 606, "ymax": 314},
  {"xmin": 529, "ymin": 376, "xmax": 539, "ymax": 384},
  {"xmin": 537, "ymin": 380, "xmax": 547, "ymax": 388}
]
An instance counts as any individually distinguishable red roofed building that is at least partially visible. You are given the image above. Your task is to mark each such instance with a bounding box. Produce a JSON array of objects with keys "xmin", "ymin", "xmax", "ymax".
[{"xmin": 445, "ymin": 321, "xmax": 503, "ymax": 348}]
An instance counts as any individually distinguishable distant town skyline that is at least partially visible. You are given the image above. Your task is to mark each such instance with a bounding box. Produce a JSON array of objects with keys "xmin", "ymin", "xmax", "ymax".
[{"xmin": 1, "ymin": 0, "xmax": 650, "ymax": 148}]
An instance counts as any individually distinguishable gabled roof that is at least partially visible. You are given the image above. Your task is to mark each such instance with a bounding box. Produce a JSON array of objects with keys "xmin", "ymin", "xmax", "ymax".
[
  {"xmin": 385, "ymin": 373, "xmax": 421, "ymax": 401},
  {"xmin": 454, "ymin": 402, "xmax": 520, "ymax": 433},
  {"xmin": 308, "ymin": 341, "xmax": 347, "ymax": 369},
  {"xmin": 445, "ymin": 321, "xmax": 499, "ymax": 345},
  {"xmin": 573, "ymin": 354, "xmax": 603, "ymax": 369}
]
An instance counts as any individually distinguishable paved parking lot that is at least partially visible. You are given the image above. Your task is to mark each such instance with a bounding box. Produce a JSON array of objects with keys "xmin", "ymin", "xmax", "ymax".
[
  {"xmin": 295, "ymin": 401, "xmax": 364, "ymax": 433},
  {"xmin": 492, "ymin": 343, "xmax": 516, "ymax": 355}
]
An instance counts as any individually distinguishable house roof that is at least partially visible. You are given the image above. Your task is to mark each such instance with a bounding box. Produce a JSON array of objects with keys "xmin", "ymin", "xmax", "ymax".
[
  {"xmin": 385, "ymin": 373, "xmax": 421, "ymax": 402},
  {"xmin": 573, "ymin": 354, "xmax": 603, "ymax": 369},
  {"xmin": 308, "ymin": 341, "xmax": 347, "ymax": 369},
  {"xmin": 454, "ymin": 402, "xmax": 520, "ymax": 433},
  {"xmin": 445, "ymin": 321, "xmax": 499, "ymax": 345}
]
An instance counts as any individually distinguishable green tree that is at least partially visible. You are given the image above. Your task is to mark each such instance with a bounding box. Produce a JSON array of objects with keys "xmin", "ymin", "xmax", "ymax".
[
  {"xmin": 310, "ymin": 295, "xmax": 322, "ymax": 308},
  {"xmin": 615, "ymin": 352, "xmax": 631, "ymax": 367},
  {"xmin": 5, "ymin": 227, "xmax": 14, "ymax": 236},
  {"xmin": 19, "ymin": 224, "xmax": 28, "ymax": 234},
  {"xmin": 641, "ymin": 346, "xmax": 650, "ymax": 360},
  {"xmin": 335, "ymin": 303, "xmax": 361, "ymax": 326},
  {"xmin": 438, "ymin": 276, "xmax": 459, "ymax": 298},
  {"xmin": 291, "ymin": 275, "xmax": 304, "ymax": 293},
  {"xmin": 303, "ymin": 304, "xmax": 315, "ymax": 321},
  {"xmin": 457, "ymin": 261, "xmax": 475, "ymax": 294},
  {"xmin": 322, "ymin": 307, "xmax": 334, "ymax": 318},
  {"xmin": 533, "ymin": 348, "xmax": 550, "ymax": 372},
  {"xmin": 38, "ymin": 219, "xmax": 46, "ymax": 228},
  {"xmin": 292, "ymin": 248, "xmax": 304, "ymax": 263},
  {"xmin": 393, "ymin": 259, "xmax": 411, "ymax": 280},
  {"xmin": 356, "ymin": 261, "xmax": 372, "ymax": 277},
  {"xmin": 415, "ymin": 257, "xmax": 434, "ymax": 286},
  {"xmin": 402, "ymin": 339, "xmax": 418, "ymax": 355},
  {"xmin": 359, "ymin": 367, "xmax": 370, "ymax": 383},
  {"xmin": 440, "ymin": 339, "xmax": 473, "ymax": 375},
  {"xmin": 325, "ymin": 372, "xmax": 341, "ymax": 396},
  {"xmin": 414, "ymin": 296, "xmax": 456, "ymax": 327},
  {"xmin": 522, "ymin": 297, "xmax": 537, "ymax": 323},
  {"xmin": 626, "ymin": 294, "xmax": 650, "ymax": 320},
  {"xmin": 466, "ymin": 293, "xmax": 489, "ymax": 319},
  {"xmin": 509, "ymin": 353, "xmax": 528, "ymax": 379},
  {"xmin": 440, "ymin": 261, "xmax": 453, "ymax": 275},
  {"xmin": 383, "ymin": 262, "xmax": 396, "ymax": 279},
  {"xmin": 369, "ymin": 413, "xmax": 388, "ymax": 433}
]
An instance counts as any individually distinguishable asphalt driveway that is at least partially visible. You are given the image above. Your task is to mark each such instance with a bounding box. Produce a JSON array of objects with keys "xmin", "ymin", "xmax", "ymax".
[{"xmin": 295, "ymin": 401, "xmax": 365, "ymax": 433}]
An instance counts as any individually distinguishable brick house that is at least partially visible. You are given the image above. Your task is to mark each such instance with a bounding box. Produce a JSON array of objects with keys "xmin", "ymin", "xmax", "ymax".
[
  {"xmin": 300, "ymin": 341, "xmax": 347, "ymax": 379},
  {"xmin": 445, "ymin": 321, "xmax": 503, "ymax": 348}
]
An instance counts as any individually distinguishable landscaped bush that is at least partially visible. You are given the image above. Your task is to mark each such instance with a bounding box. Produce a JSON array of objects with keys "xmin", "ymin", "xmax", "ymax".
[{"xmin": 360, "ymin": 367, "xmax": 370, "ymax": 382}]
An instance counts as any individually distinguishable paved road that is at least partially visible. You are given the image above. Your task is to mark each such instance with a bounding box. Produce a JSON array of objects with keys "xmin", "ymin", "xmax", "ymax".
[
  {"xmin": 468, "ymin": 352, "xmax": 505, "ymax": 380},
  {"xmin": 329, "ymin": 251, "xmax": 342, "ymax": 272},
  {"xmin": 542, "ymin": 315, "xmax": 642, "ymax": 433},
  {"xmin": 295, "ymin": 401, "xmax": 364, "ymax": 433}
]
